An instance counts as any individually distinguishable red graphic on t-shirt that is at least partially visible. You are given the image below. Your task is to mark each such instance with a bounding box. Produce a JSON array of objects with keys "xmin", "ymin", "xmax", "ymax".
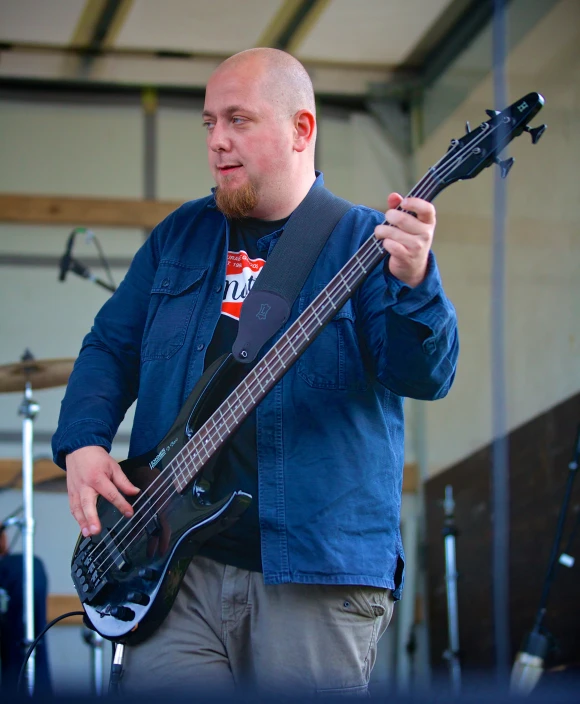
[{"xmin": 221, "ymin": 250, "xmax": 266, "ymax": 320}]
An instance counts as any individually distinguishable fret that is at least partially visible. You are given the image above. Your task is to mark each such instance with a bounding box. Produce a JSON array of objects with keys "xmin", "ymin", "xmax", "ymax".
[
  {"xmin": 224, "ymin": 394, "xmax": 239, "ymax": 424},
  {"xmin": 311, "ymin": 305, "xmax": 324, "ymax": 326},
  {"xmin": 275, "ymin": 346, "xmax": 286, "ymax": 369},
  {"xmin": 245, "ymin": 381, "xmax": 255, "ymax": 405},
  {"xmin": 355, "ymin": 255, "xmax": 367, "ymax": 275},
  {"xmin": 255, "ymin": 372, "xmax": 266, "ymax": 393},
  {"xmin": 298, "ymin": 318, "xmax": 310, "ymax": 341},
  {"xmin": 198, "ymin": 437, "xmax": 211, "ymax": 461},
  {"xmin": 324, "ymin": 288, "xmax": 338, "ymax": 312},
  {"xmin": 340, "ymin": 271, "xmax": 351, "ymax": 292},
  {"xmin": 205, "ymin": 431, "xmax": 218, "ymax": 452},
  {"xmin": 228, "ymin": 396, "xmax": 242, "ymax": 422},
  {"xmin": 213, "ymin": 418, "xmax": 225, "ymax": 441}
]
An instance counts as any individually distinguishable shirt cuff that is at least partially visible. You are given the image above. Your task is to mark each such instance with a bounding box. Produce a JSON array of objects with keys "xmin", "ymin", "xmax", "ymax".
[
  {"xmin": 52, "ymin": 419, "xmax": 113, "ymax": 470},
  {"xmin": 382, "ymin": 251, "xmax": 450, "ymax": 339}
]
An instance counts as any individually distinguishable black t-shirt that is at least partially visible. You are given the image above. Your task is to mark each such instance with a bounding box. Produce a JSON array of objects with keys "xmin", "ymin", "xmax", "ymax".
[{"xmin": 198, "ymin": 215, "xmax": 288, "ymax": 571}]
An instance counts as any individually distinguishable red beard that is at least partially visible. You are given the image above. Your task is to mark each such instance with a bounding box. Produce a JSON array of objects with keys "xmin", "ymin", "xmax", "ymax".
[{"xmin": 214, "ymin": 180, "xmax": 259, "ymax": 219}]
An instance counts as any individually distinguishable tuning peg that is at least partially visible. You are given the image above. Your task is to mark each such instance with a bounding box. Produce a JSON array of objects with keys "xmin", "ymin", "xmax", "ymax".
[
  {"xmin": 465, "ymin": 121, "xmax": 471, "ymax": 134},
  {"xmin": 524, "ymin": 124, "xmax": 546, "ymax": 144},
  {"xmin": 486, "ymin": 109, "xmax": 501, "ymax": 118},
  {"xmin": 494, "ymin": 156, "xmax": 514, "ymax": 179}
]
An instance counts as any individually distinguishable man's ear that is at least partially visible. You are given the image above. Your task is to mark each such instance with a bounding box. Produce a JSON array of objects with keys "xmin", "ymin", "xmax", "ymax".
[{"xmin": 293, "ymin": 110, "xmax": 316, "ymax": 152}]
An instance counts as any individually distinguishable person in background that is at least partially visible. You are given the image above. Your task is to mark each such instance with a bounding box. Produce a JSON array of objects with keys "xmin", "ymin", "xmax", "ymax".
[{"xmin": 0, "ymin": 525, "xmax": 52, "ymax": 694}]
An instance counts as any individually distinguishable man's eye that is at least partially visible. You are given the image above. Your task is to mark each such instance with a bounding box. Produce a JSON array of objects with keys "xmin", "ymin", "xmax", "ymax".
[
  {"xmin": 232, "ymin": 117, "xmax": 245, "ymax": 124},
  {"xmin": 202, "ymin": 121, "xmax": 214, "ymax": 130}
]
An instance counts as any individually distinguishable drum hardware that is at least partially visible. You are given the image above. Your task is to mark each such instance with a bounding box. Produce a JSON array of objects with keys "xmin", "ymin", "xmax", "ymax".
[
  {"xmin": 442, "ymin": 485, "xmax": 461, "ymax": 694},
  {"xmin": 82, "ymin": 628, "xmax": 106, "ymax": 696},
  {"xmin": 0, "ymin": 357, "xmax": 75, "ymax": 394},
  {"xmin": 0, "ymin": 350, "xmax": 75, "ymax": 694}
]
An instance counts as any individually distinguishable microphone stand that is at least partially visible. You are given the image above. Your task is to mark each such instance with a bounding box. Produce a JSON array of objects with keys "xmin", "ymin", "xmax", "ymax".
[
  {"xmin": 67, "ymin": 257, "xmax": 117, "ymax": 293},
  {"xmin": 510, "ymin": 425, "xmax": 580, "ymax": 694},
  {"xmin": 442, "ymin": 485, "xmax": 461, "ymax": 694},
  {"xmin": 58, "ymin": 227, "xmax": 117, "ymax": 293}
]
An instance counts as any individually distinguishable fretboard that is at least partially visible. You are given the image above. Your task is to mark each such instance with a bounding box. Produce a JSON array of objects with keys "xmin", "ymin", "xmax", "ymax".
[{"xmin": 170, "ymin": 174, "xmax": 443, "ymax": 492}]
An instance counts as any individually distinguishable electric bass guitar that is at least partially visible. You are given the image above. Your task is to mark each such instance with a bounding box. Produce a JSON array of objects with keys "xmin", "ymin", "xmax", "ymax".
[{"xmin": 71, "ymin": 92, "xmax": 546, "ymax": 643}]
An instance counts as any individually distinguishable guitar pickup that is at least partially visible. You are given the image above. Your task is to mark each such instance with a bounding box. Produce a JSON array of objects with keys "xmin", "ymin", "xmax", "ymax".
[
  {"xmin": 102, "ymin": 529, "xmax": 129, "ymax": 571},
  {"xmin": 145, "ymin": 513, "xmax": 161, "ymax": 537}
]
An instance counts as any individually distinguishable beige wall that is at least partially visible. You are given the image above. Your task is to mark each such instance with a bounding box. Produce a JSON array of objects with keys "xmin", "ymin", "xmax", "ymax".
[{"xmin": 417, "ymin": 0, "xmax": 580, "ymax": 476}]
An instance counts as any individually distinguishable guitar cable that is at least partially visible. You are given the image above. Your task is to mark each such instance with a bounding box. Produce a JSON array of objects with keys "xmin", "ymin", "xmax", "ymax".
[{"xmin": 17, "ymin": 610, "xmax": 85, "ymax": 694}]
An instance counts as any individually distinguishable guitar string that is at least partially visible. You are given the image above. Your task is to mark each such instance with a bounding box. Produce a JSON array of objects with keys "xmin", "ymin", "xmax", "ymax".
[
  {"xmin": 88, "ymin": 122, "xmax": 502, "ymax": 577},
  {"xmin": 82, "ymin": 131, "xmax": 472, "ymax": 568},
  {"xmin": 87, "ymin": 123, "xmax": 500, "ymax": 577},
  {"xmin": 85, "ymin": 119, "xmax": 506, "ymax": 577},
  {"xmin": 90, "ymin": 230, "xmax": 390, "ymax": 576}
]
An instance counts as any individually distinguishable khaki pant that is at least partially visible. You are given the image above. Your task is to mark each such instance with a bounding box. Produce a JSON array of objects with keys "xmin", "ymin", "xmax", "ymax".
[{"xmin": 122, "ymin": 555, "xmax": 394, "ymax": 697}]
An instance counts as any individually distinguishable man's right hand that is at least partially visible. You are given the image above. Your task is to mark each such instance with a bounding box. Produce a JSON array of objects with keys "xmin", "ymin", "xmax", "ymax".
[{"xmin": 66, "ymin": 446, "xmax": 140, "ymax": 537}]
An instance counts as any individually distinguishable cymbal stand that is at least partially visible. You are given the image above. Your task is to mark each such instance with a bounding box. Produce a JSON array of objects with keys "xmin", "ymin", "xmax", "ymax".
[
  {"xmin": 17, "ymin": 350, "xmax": 40, "ymax": 695},
  {"xmin": 82, "ymin": 628, "xmax": 105, "ymax": 695}
]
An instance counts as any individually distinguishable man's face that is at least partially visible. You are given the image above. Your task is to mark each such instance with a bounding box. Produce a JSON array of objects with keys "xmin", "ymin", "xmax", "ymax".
[{"xmin": 203, "ymin": 62, "xmax": 294, "ymax": 218}]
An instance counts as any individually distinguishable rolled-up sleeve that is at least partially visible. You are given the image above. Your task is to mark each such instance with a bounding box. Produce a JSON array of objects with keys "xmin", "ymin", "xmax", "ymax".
[{"xmin": 357, "ymin": 249, "xmax": 459, "ymax": 400}]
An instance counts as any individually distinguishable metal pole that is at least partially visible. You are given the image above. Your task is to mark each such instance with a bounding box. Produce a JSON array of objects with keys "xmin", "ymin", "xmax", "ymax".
[
  {"xmin": 83, "ymin": 629, "xmax": 106, "ymax": 695},
  {"xmin": 491, "ymin": 0, "xmax": 510, "ymax": 683},
  {"xmin": 93, "ymin": 633, "xmax": 105, "ymax": 696},
  {"xmin": 443, "ymin": 485, "xmax": 461, "ymax": 694},
  {"xmin": 18, "ymin": 380, "xmax": 39, "ymax": 695}
]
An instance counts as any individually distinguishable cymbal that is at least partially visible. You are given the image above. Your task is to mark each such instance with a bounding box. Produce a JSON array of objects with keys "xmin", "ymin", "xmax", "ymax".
[{"xmin": 0, "ymin": 358, "xmax": 76, "ymax": 393}]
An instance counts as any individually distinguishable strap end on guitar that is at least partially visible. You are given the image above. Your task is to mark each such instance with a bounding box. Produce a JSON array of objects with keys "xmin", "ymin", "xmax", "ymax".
[{"xmin": 232, "ymin": 290, "xmax": 290, "ymax": 364}]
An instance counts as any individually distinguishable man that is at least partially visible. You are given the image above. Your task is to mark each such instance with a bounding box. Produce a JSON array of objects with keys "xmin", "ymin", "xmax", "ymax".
[{"xmin": 53, "ymin": 48, "xmax": 458, "ymax": 695}]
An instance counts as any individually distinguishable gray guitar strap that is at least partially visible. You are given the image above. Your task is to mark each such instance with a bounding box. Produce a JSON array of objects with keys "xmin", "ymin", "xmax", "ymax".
[{"xmin": 232, "ymin": 183, "xmax": 353, "ymax": 364}]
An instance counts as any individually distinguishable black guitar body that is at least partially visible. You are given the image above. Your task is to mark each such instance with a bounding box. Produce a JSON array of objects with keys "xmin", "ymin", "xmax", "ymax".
[{"xmin": 71, "ymin": 353, "xmax": 252, "ymax": 644}]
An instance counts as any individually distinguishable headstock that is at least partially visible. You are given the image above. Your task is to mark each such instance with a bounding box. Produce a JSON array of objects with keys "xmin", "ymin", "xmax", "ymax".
[{"xmin": 429, "ymin": 92, "xmax": 546, "ymax": 194}]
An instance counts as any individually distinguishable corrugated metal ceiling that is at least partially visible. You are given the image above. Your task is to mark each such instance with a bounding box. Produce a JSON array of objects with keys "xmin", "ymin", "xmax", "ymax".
[{"xmin": 0, "ymin": 0, "xmax": 465, "ymax": 95}]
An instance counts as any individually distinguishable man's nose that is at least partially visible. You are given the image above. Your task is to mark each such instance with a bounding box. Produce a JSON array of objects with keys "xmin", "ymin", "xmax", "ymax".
[{"xmin": 208, "ymin": 123, "xmax": 230, "ymax": 151}]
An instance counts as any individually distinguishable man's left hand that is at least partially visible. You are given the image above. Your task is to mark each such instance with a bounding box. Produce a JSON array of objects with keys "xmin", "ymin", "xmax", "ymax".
[{"xmin": 374, "ymin": 193, "xmax": 436, "ymax": 288}]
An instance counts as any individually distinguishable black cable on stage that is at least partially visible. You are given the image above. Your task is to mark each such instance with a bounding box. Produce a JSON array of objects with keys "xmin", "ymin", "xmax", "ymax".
[
  {"xmin": 17, "ymin": 610, "xmax": 85, "ymax": 694},
  {"xmin": 491, "ymin": 0, "xmax": 511, "ymax": 684}
]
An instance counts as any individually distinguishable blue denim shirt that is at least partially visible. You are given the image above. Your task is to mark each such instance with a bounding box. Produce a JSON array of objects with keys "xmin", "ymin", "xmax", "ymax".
[{"xmin": 52, "ymin": 174, "xmax": 458, "ymax": 599}]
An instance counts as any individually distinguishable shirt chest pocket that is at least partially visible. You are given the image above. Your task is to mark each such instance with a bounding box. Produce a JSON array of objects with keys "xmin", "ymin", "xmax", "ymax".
[
  {"xmin": 297, "ymin": 286, "xmax": 368, "ymax": 391},
  {"xmin": 142, "ymin": 263, "xmax": 207, "ymax": 361}
]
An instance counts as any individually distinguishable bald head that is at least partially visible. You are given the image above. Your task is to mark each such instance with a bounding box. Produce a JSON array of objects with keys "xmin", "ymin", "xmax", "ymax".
[
  {"xmin": 212, "ymin": 48, "xmax": 316, "ymax": 121},
  {"xmin": 204, "ymin": 48, "xmax": 317, "ymax": 220}
]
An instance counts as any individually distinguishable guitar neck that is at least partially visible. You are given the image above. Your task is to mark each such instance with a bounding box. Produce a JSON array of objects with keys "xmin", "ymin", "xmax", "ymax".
[{"xmin": 169, "ymin": 176, "xmax": 443, "ymax": 491}]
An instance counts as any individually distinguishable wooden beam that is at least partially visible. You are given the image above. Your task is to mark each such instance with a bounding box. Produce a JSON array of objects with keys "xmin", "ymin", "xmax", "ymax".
[
  {"xmin": 0, "ymin": 457, "xmax": 420, "ymax": 492},
  {"xmin": 0, "ymin": 194, "xmax": 183, "ymax": 229},
  {"xmin": 47, "ymin": 594, "xmax": 84, "ymax": 625},
  {"xmin": 402, "ymin": 462, "xmax": 419, "ymax": 493}
]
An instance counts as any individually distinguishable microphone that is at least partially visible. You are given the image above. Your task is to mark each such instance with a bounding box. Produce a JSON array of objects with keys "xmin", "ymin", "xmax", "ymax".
[{"xmin": 58, "ymin": 230, "xmax": 77, "ymax": 282}]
